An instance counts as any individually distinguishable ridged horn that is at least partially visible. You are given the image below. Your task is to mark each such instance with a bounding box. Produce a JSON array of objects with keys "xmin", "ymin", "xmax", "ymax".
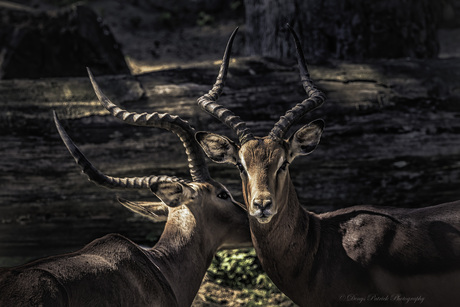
[
  {"xmin": 196, "ymin": 27, "xmax": 255, "ymax": 145},
  {"xmin": 268, "ymin": 23, "xmax": 326, "ymax": 140},
  {"xmin": 87, "ymin": 68, "xmax": 210, "ymax": 183},
  {"xmin": 53, "ymin": 111, "xmax": 188, "ymax": 190}
]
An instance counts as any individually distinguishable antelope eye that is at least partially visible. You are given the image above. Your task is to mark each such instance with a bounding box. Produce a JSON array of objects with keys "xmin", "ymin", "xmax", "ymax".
[
  {"xmin": 279, "ymin": 161, "xmax": 289, "ymax": 172},
  {"xmin": 217, "ymin": 191, "xmax": 230, "ymax": 200}
]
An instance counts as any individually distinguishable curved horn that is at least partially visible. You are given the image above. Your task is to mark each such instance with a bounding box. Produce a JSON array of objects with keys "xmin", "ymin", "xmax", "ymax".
[
  {"xmin": 196, "ymin": 27, "xmax": 255, "ymax": 145},
  {"xmin": 87, "ymin": 68, "xmax": 210, "ymax": 183},
  {"xmin": 268, "ymin": 23, "xmax": 326, "ymax": 140},
  {"xmin": 53, "ymin": 111, "xmax": 188, "ymax": 189}
]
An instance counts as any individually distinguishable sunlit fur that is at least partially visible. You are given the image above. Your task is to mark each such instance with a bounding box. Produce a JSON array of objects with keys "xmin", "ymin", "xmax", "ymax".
[
  {"xmin": 238, "ymin": 137, "xmax": 460, "ymax": 306},
  {"xmin": 239, "ymin": 138, "xmax": 290, "ymax": 223},
  {"xmin": 147, "ymin": 179, "xmax": 251, "ymax": 306},
  {"xmin": 193, "ymin": 23, "xmax": 459, "ymax": 303},
  {"xmin": 197, "ymin": 128, "xmax": 460, "ymax": 306},
  {"xmin": 182, "ymin": 180, "xmax": 250, "ymax": 250},
  {"xmin": 195, "ymin": 24, "xmax": 460, "ymax": 306},
  {"xmin": 0, "ymin": 179, "xmax": 251, "ymax": 307}
]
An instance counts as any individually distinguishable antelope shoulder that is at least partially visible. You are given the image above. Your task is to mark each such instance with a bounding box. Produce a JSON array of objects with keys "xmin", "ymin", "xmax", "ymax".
[{"xmin": 334, "ymin": 204, "xmax": 460, "ymax": 268}]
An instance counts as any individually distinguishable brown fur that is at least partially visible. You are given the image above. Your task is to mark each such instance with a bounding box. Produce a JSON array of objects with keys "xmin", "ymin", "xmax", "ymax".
[
  {"xmin": 198, "ymin": 133, "xmax": 460, "ymax": 307},
  {"xmin": 0, "ymin": 180, "xmax": 251, "ymax": 307}
]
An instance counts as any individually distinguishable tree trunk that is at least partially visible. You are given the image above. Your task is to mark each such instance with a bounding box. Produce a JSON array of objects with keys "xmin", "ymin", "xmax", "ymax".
[
  {"xmin": 0, "ymin": 2, "xmax": 130, "ymax": 79},
  {"xmin": 244, "ymin": 0, "xmax": 441, "ymax": 61}
]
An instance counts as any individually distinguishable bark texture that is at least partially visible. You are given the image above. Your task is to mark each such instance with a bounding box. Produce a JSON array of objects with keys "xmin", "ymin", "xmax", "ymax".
[
  {"xmin": 244, "ymin": 0, "xmax": 442, "ymax": 61},
  {"xmin": 1, "ymin": 56, "xmax": 460, "ymax": 264}
]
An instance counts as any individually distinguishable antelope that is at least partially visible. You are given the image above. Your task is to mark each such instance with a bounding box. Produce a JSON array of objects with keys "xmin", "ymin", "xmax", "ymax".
[
  {"xmin": 0, "ymin": 71, "xmax": 251, "ymax": 307},
  {"xmin": 195, "ymin": 25, "xmax": 460, "ymax": 306}
]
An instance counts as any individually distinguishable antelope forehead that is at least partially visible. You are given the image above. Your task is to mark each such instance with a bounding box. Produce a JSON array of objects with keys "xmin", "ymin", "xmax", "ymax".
[{"xmin": 239, "ymin": 146, "xmax": 286, "ymax": 172}]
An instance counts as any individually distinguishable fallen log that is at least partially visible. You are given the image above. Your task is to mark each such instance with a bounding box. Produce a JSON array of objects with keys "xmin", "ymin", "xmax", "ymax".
[{"xmin": 1, "ymin": 56, "xmax": 459, "ymax": 265}]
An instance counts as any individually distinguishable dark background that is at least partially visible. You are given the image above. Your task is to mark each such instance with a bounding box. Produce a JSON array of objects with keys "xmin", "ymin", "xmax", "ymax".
[{"xmin": 1, "ymin": 0, "xmax": 460, "ymax": 271}]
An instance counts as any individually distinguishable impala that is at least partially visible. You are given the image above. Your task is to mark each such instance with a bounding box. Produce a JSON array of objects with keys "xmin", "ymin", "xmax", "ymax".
[
  {"xmin": 195, "ymin": 25, "xmax": 460, "ymax": 306},
  {"xmin": 0, "ymin": 73, "xmax": 251, "ymax": 307}
]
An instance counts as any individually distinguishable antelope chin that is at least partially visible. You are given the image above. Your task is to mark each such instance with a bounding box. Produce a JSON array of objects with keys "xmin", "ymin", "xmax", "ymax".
[
  {"xmin": 256, "ymin": 215, "xmax": 274, "ymax": 224},
  {"xmin": 250, "ymin": 210, "xmax": 276, "ymax": 224}
]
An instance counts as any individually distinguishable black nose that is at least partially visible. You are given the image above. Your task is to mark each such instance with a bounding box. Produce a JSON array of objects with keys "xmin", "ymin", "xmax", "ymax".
[{"xmin": 253, "ymin": 199, "xmax": 273, "ymax": 211}]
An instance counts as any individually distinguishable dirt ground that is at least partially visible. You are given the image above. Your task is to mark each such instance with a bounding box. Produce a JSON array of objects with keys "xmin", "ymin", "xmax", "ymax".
[
  {"xmin": 82, "ymin": 0, "xmax": 248, "ymax": 75},
  {"xmin": 192, "ymin": 276, "xmax": 296, "ymax": 307}
]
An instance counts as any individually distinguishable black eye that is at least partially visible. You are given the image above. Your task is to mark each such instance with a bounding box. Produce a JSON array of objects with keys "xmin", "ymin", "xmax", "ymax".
[
  {"xmin": 236, "ymin": 162, "xmax": 246, "ymax": 174},
  {"xmin": 217, "ymin": 191, "xmax": 230, "ymax": 200},
  {"xmin": 279, "ymin": 161, "xmax": 289, "ymax": 172}
]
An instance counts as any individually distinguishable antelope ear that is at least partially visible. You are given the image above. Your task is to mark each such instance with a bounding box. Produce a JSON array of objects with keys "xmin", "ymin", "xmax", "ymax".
[
  {"xmin": 288, "ymin": 119, "xmax": 324, "ymax": 161},
  {"xmin": 195, "ymin": 132, "xmax": 239, "ymax": 164},
  {"xmin": 150, "ymin": 182, "xmax": 196, "ymax": 208},
  {"xmin": 117, "ymin": 197, "xmax": 168, "ymax": 222}
]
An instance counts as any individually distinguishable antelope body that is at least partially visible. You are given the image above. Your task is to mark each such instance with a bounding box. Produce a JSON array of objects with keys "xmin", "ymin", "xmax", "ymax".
[
  {"xmin": 0, "ymin": 233, "xmax": 177, "ymax": 306},
  {"xmin": 0, "ymin": 71, "xmax": 251, "ymax": 307},
  {"xmin": 196, "ymin": 26, "xmax": 460, "ymax": 306}
]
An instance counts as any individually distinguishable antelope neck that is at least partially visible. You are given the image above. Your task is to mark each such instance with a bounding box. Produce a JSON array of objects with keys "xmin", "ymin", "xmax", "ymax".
[
  {"xmin": 248, "ymin": 179, "xmax": 320, "ymax": 301},
  {"xmin": 146, "ymin": 209, "xmax": 216, "ymax": 307}
]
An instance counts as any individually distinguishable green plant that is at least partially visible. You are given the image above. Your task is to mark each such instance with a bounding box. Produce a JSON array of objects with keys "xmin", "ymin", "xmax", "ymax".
[
  {"xmin": 242, "ymin": 289, "xmax": 274, "ymax": 306},
  {"xmin": 207, "ymin": 248, "xmax": 279, "ymax": 291}
]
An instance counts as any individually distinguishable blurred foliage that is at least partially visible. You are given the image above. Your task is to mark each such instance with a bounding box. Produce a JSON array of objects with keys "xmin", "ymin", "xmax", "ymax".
[
  {"xmin": 196, "ymin": 11, "xmax": 214, "ymax": 26},
  {"xmin": 230, "ymin": 0, "xmax": 243, "ymax": 11},
  {"xmin": 208, "ymin": 248, "xmax": 279, "ymax": 291},
  {"xmin": 240, "ymin": 288, "xmax": 281, "ymax": 307}
]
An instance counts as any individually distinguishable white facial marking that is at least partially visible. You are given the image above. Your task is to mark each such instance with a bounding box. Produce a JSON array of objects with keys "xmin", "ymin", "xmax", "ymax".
[
  {"xmin": 257, "ymin": 215, "xmax": 274, "ymax": 224},
  {"xmin": 239, "ymin": 155, "xmax": 252, "ymax": 180},
  {"xmin": 276, "ymin": 155, "xmax": 285, "ymax": 170}
]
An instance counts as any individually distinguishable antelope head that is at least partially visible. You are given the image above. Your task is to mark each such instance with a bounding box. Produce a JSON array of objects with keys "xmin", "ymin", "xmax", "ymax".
[
  {"xmin": 196, "ymin": 25, "xmax": 325, "ymax": 224},
  {"xmin": 53, "ymin": 70, "xmax": 250, "ymax": 249}
]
